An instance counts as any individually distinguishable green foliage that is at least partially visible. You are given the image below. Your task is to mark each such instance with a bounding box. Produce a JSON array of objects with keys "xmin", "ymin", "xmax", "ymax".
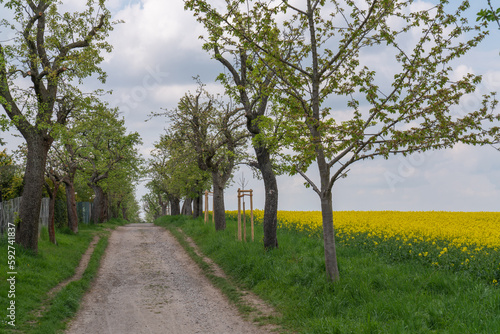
[
  {"xmin": 186, "ymin": 0, "xmax": 500, "ymax": 185},
  {"xmin": 0, "ymin": 0, "xmax": 115, "ymax": 131},
  {"xmin": 477, "ymin": 0, "xmax": 500, "ymax": 28},
  {"xmin": 157, "ymin": 215, "xmax": 500, "ymax": 333},
  {"xmin": 54, "ymin": 199, "xmax": 68, "ymax": 229},
  {"xmin": 0, "ymin": 148, "xmax": 23, "ymax": 201},
  {"xmin": 186, "ymin": 0, "xmax": 500, "ymax": 281},
  {"xmin": 71, "ymin": 101, "xmax": 143, "ymax": 187},
  {"xmin": 147, "ymin": 80, "xmax": 248, "ymax": 220},
  {"xmin": 53, "ymin": 99, "xmax": 143, "ymax": 223},
  {"xmin": 150, "ymin": 131, "xmax": 211, "ymax": 199},
  {"xmin": 161, "ymin": 81, "xmax": 248, "ymax": 178}
]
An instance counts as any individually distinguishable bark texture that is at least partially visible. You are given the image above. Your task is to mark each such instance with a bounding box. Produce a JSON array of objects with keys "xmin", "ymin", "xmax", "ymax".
[
  {"xmin": 16, "ymin": 137, "xmax": 52, "ymax": 251},
  {"xmin": 192, "ymin": 192, "xmax": 203, "ymax": 219},
  {"xmin": 46, "ymin": 179, "xmax": 60, "ymax": 245},
  {"xmin": 64, "ymin": 181, "xmax": 79, "ymax": 233},
  {"xmin": 90, "ymin": 184, "xmax": 108, "ymax": 224},
  {"xmin": 212, "ymin": 172, "xmax": 226, "ymax": 231},
  {"xmin": 320, "ymin": 193, "xmax": 339, "ymax": 281},
  {"xmin": 254, "ymin": 145, "xmax": 279, "ymax": 249},
  {"xmin": 169, "ymin": 196, "xmax": 181, "ymax": 216},
  {"xmin": 181, "ymin": 198, "xmax": 193, "ymax": 216}
]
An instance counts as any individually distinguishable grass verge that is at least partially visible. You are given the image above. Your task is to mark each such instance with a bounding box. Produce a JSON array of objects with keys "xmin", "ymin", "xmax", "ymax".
[
  {"xmin": 156, "ymin": 215, "xmax": 500, "ymax": 334},
  {"xmin": 0, "ymin": 218, "xmax": 128, "ymax": 333}
]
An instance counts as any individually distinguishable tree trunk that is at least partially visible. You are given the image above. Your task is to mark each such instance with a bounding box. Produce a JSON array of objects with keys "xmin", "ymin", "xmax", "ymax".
[
  {"xmin": 90, "ymin": 184, "xmax": 107, "ymax": 223},
  {"xmin": 121, "ymin": 205, "xmax": 128, "ymax": 221},
  {"xmin": 169, "ymin": 196, "xmax": 181, "ymax": 216},
  {"xmin": 47, "ymin": 181, "xmax": 59, "ymax": 244},
  {"xmin": 197, "ymin": 193, "xmax": 203, "ymax": 217},
  {"xmin": 64, "ymin": 180, "xmax": 78, "ymax": 233},
  {"xmin": 16, "ymin": 137, "xmax": 52, "ymax": 252},
  {"xmin": 255, "ymin": 144, "xmax": 279, "ymax": 249},
  {"xmin": 192, "ymin": 191, "xmax": 203, "ymax": 218},
  {"xmin": 161, "ymin": 202, "xmax": 168, "ymax": 216},
  {"xmin": 110, "ymin": 197, "xmax": 120, "ymax": 219},
  {"xmin": 181, "ymin": 198, "xmax": 193, "ymax": 216},
  {"xmin": 212, "ymin": 172, "xmax": 226, "ymax": 231},
  {"xmin": 320, "ymin": 190, "xmax": 340, "ymax": 282}
]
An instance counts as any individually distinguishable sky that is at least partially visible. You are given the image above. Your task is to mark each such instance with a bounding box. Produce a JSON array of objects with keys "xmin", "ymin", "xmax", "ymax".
[{"xmin": 1, "ymin": 0, "xmax": 500, "ymax": 213}]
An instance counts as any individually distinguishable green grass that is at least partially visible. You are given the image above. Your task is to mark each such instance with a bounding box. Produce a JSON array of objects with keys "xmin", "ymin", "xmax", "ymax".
[
  {"xmin": 0, "ymin": 218, "xmax": 128, "ymax": 333},
  {"xmin": 155, "ymin": 215, "xmax": 500, "ymax": 334}
]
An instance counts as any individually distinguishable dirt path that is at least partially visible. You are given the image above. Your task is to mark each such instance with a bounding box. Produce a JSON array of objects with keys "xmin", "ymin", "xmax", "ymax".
[{"xmin": 65, "ymin": 223, "xmax": 273, "ymax": 334}]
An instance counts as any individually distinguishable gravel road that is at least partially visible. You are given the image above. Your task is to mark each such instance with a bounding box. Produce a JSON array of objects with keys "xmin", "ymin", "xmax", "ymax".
[{"xmin": 65, "ymin": 223, "xmax": 272, "ymax": 334}]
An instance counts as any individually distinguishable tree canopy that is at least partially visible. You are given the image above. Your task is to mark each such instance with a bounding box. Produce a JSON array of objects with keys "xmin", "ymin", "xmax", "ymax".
[
  {"xmin": 0, "ymin": 0, "xmax": 115, "ymax": 251},
  {"xmin": 186, "ymin": 0, "xmax": 500, "ymax": 281}
]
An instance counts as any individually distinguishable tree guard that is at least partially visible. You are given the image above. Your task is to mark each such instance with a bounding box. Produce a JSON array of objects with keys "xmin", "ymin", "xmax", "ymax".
[
  {"xmin": 204, "ymin": 190, "xmax": 214, "ymax": 223},
  {"xmin": 237, "ymin": 189, "xmax": 254, "ymax": 242}
]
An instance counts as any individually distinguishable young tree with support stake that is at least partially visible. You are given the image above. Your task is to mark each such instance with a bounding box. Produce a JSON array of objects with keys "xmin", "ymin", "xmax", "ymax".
[
  {"xmin": 0, "ymin": 0, "xmax": 114, "ymax": 251},
  {"xmin": 186, "ymin": 0, "xmax": 500, "ymax": 281}
]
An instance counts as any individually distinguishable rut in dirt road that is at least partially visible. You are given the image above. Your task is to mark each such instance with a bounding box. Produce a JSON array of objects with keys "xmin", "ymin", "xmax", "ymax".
[{"xmin": 66, "ymin": 223, "xmax": 272, "ymax": 334}]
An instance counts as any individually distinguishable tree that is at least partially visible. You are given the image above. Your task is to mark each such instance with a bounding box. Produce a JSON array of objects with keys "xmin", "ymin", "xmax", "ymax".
[
  {"xmin": 106, "ymin": 169, "xmax": 142, "ymax": 222},
  {"xmin": 159, "ymin": 83, "xmax": 247, "ymax": 230},
  {"xmin": 142, "ymin": 191, "xmax": 162, "ymax": 222},
  {"xmin": 148, "ymin": 140, "xmax": 183, "ymax": 216},
  {"xmin": 188, "ymin": 0, "xmax": 499, "ymax": 281},
  {"xmin": 0, "ymin": 0, "xmax": 114, "ymax": 251},
  {"xmin": 57, "ymin": 143, "xmax": 80, "ymax": 233},
  {"xmin": 45, "ymin": 128, "xmax": 83, "ymax": 233},
  {"xmin": 44, "ymin": 150, "xmax": 64, "ymax": 244},
  {"xmin": 149, "ymin": 130, "xmax": 211, "ymax": 218},
  {"xmin": 186, "ymin": 1, "xmax": 291, "ymax": 248},
  {"xmin": 74, "ymin": 102, "xmax": 142, "ymax": 224}
]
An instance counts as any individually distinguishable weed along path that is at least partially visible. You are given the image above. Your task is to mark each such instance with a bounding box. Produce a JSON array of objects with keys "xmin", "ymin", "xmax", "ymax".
[{"xmin": 66, "ymin": 223, "xmax": 272, "ymax": 334}]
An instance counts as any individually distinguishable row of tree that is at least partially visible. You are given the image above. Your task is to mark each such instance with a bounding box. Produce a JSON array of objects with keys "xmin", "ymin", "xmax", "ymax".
[
  {"xmin": 147, "ymin": 0, "xmax": 500, "ymax": 282},
  {"xmin": 0, "ymin": 1, "xmax": 142, "ymax": 251}
]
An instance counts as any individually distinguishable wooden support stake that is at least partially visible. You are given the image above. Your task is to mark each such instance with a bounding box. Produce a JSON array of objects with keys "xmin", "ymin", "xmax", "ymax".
[
  {"xmin": 250, "ymin": 189, "xmax": 254, "ymax": 241},
  {"xmin": 237, "ymin": 188, "xmax": 242, "ymax": 241},
  {"xmin": 204, "ymin": 190, "xmax": 213, "ymax": 223},
  {"xmin": 243, "ymin": 200, "xmax": 247, "ymax": 242},
  {"xmin": 236, "ymin": 189, "xmax": 254, "ymax": 242}
]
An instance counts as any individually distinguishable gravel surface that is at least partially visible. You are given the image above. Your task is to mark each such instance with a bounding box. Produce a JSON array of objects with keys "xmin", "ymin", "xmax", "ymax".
[{"xmin": 66, "ymin": 223, "xmax": 272, "ymax": 334}]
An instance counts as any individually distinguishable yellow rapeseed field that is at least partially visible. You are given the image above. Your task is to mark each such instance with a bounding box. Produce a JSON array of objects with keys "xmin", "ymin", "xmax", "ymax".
[
  {"xmin": 245, "ymin": 210, "xmax": 500, "ymax": 250},
  {"xmin": 227, "ymin": 210, "xmax": 500, "ymax": 283}
]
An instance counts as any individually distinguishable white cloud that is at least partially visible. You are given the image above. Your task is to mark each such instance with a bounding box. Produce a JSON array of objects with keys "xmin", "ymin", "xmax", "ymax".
[{"xmin": 107, "ymin": 0, "xmax": 205, "ymax": 71}]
